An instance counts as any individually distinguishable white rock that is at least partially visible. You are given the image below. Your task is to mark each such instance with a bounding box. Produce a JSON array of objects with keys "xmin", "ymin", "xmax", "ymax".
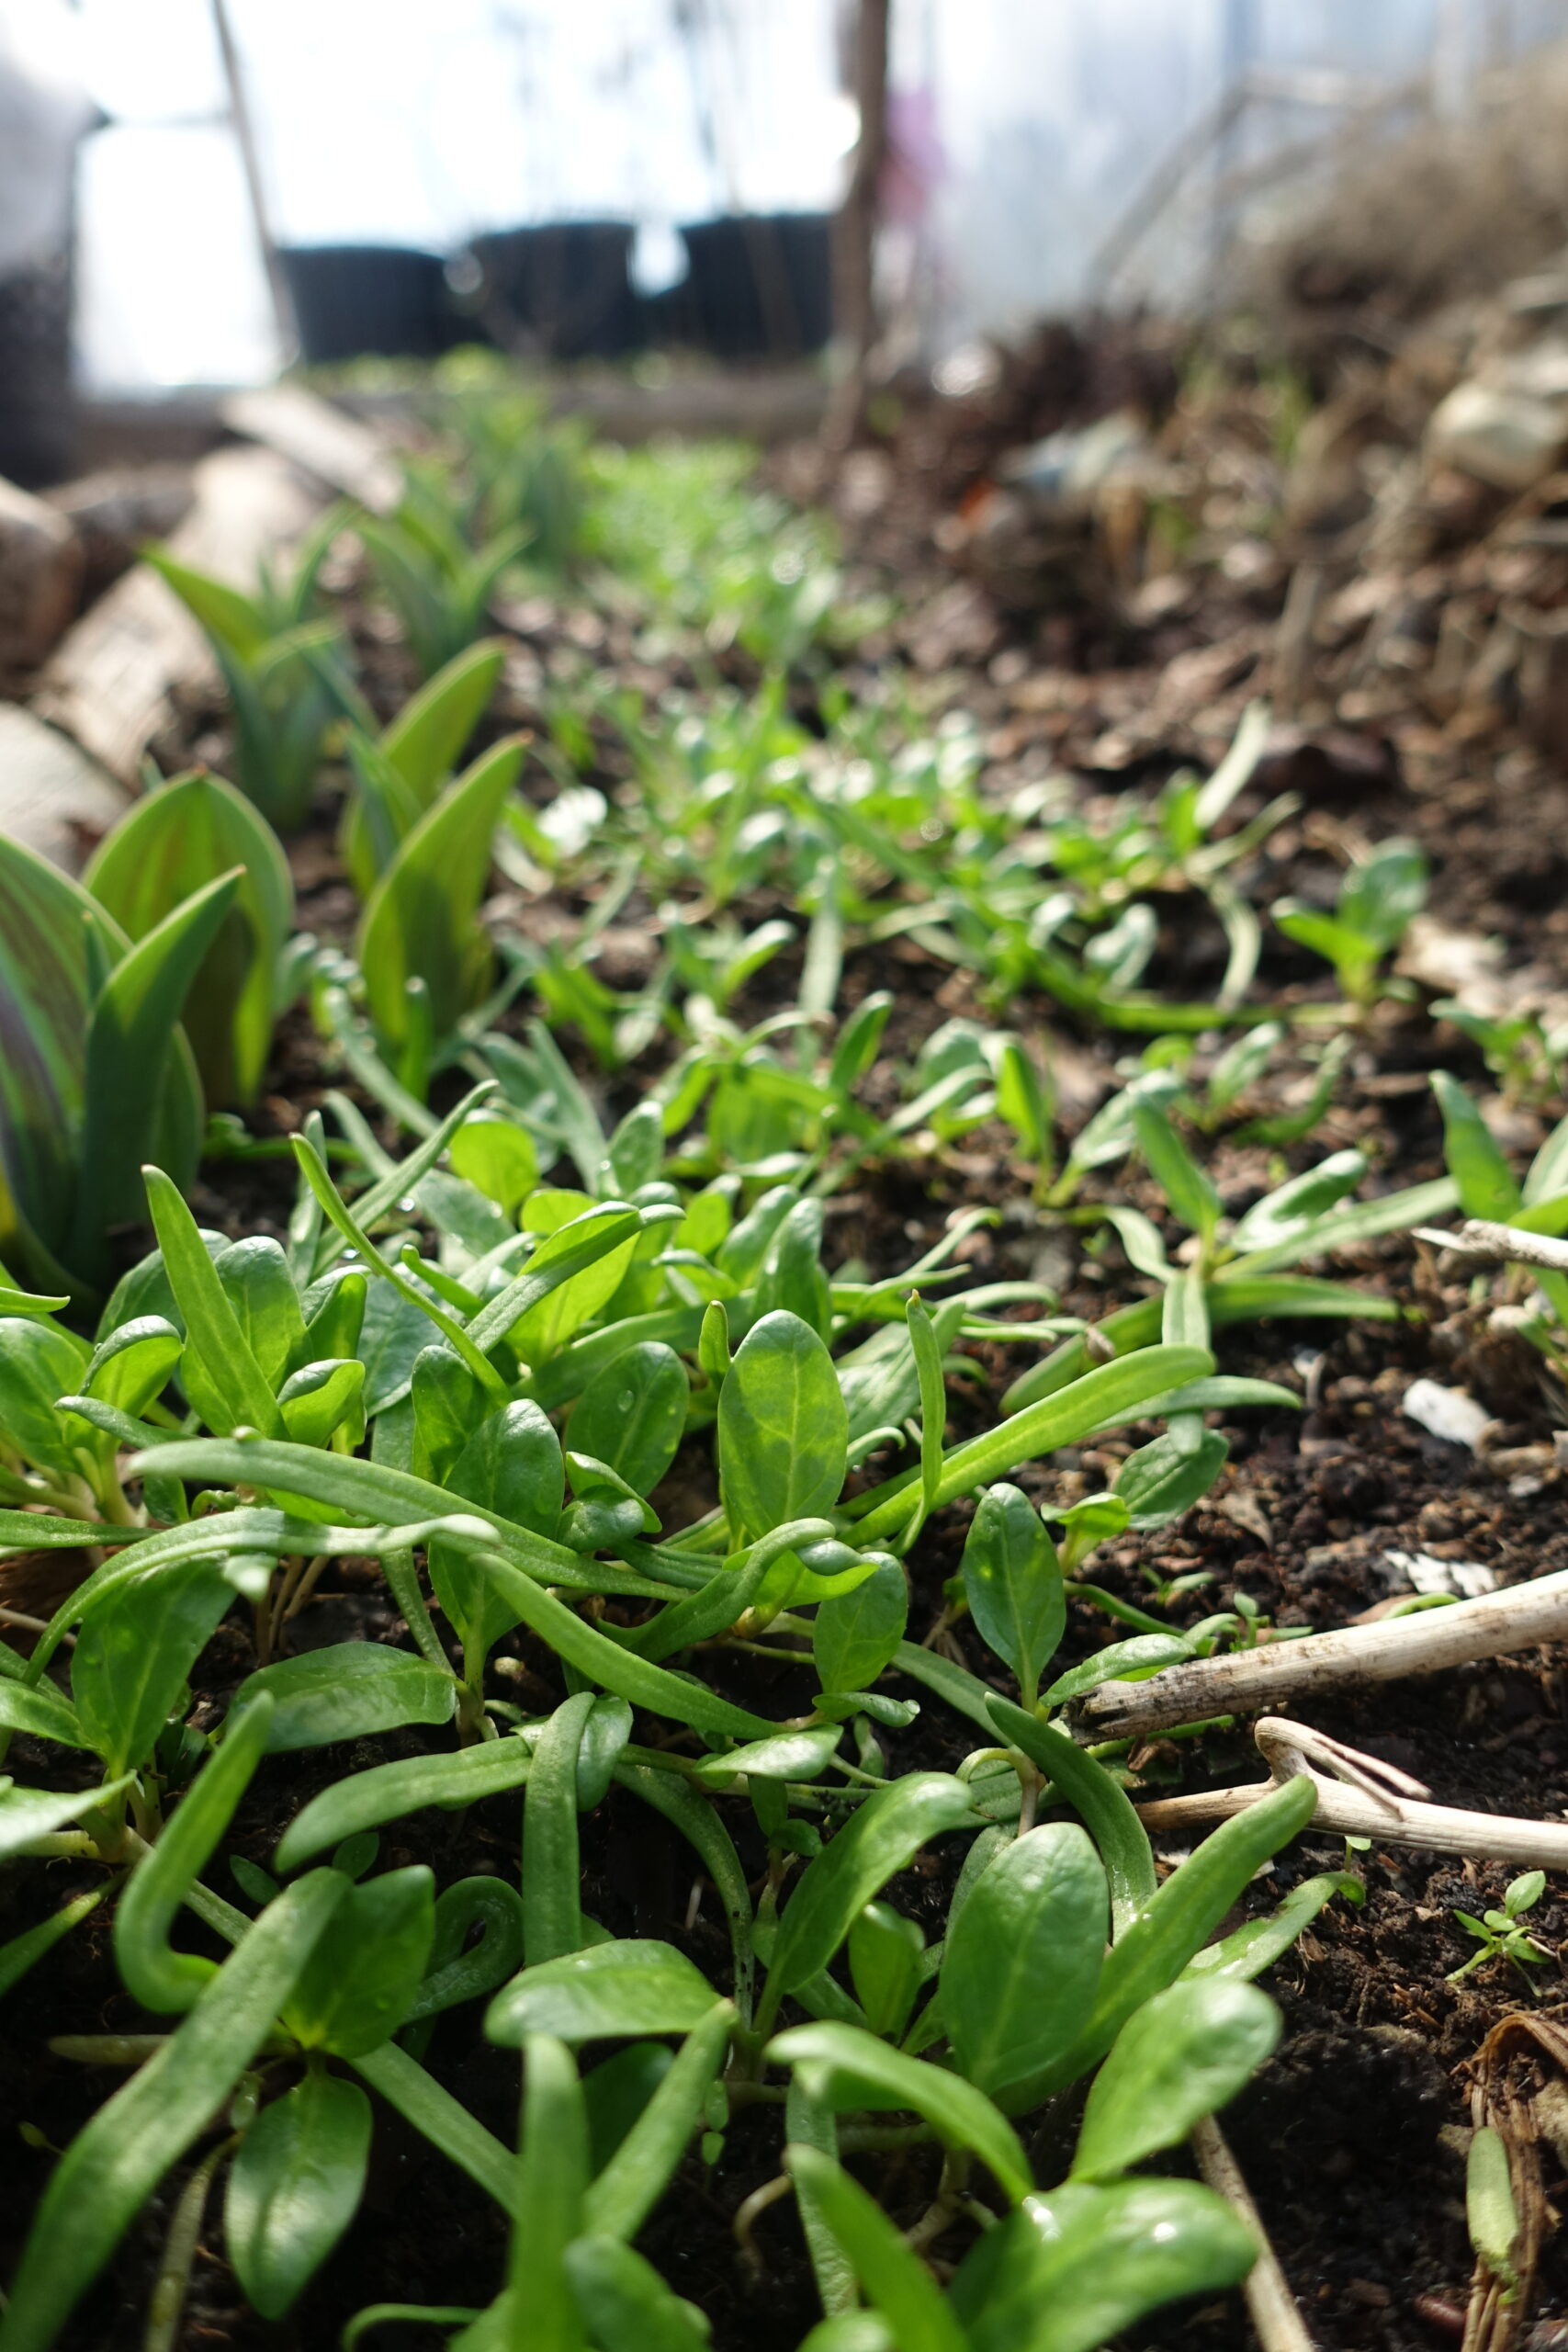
[
  {"xmin": 1427, "ymin": 380, "xmax": 1568, "ymax": 492},
  {"xmin": 1383, "ymin": 1549, "xmax": 1498, "ymax": 1600},
  {"xmin": 1403, "ymin": 1378, "xmax": 1491, "ymax": 1450}
]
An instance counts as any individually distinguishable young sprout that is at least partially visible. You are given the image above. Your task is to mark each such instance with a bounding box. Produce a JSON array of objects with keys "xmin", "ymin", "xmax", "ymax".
[{"xmin": 1447, "ymin": 1870, "xmax": 1553, "ymax": 1984}]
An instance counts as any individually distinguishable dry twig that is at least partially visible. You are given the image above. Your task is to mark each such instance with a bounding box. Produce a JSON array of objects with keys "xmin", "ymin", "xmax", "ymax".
[
  {"xmin": 1076, "ymin": 1569, "xmax": 1568, "ymax": 1740},
  {"xmin": 1134, "ymin": 1718, "xmax": 1568, "ymax": 1870},
  {"xmin": 1191, "ymin": 2114, "xmax": 1319, "ymax": 2352}
]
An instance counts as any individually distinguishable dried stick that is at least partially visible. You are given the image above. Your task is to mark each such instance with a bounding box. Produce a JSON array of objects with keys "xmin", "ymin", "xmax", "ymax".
[
  {"xmin": 1075, "ymin": 1569, "xmax": 1568, "ymax": 1740},
  {"xmin": 1134, "ymin": 1718, "xmax": 1568, "ymax": 1870},
  {"xmin": 1191, "ymin": 2114, "xmax": 1319, "ymax": 2352},
  {"xmin": 1415, "ymin": 1220, "xmax": 1568, "ymax": 1274}
]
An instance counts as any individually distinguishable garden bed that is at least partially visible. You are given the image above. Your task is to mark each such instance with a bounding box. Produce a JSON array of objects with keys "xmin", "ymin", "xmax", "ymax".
[{"xmin": 1, "ymin": 339, "xmax": 1567, "ymax": 2352}]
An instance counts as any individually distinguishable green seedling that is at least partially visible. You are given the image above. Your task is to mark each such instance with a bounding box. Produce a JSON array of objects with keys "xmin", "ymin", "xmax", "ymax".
[
  {"xmin": 0, "ymin": 832, "xmax": 238, "ymax": 1301},
  {"xmin": 358, "ymin": 470, "xmax": 533, "ymax": 679},
  {"xmin": 1448, "ymin": 1871, "xmax": 1553, "ymax": 1984},
  {"xmin": 145, "ymin": 513, "xmax": 359, "ymax": 830},
  {"xmin": 1273, "ymin": 835, "xmax": 1427, "ymax": 1005},
  {"xmin": 85, "ymin": 769, "xmax": 297, "ymax": 1111}
]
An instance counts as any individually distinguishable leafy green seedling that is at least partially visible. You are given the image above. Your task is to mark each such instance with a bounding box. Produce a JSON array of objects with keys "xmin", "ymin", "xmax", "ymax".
[
  {"xmin": 1274, "ymin": 836, "xmax": 1427, "ymax": 1005},
  {"xmin": 145, "ymin": 514, "xmax": 360, "ymax": 831},
  {"xmin": 1448, "ymin": 1871, "xmax": 1553, "ymax": 1984}
]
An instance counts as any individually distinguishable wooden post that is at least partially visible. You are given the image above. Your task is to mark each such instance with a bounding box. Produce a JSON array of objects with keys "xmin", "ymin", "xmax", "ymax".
[
  {"xmin": 826, "ymin": 0, "xmax": 891, "ymax": 451},
  {"xmin": 208, "ymin": 0, "xmax": 298, "ymax": 363}
]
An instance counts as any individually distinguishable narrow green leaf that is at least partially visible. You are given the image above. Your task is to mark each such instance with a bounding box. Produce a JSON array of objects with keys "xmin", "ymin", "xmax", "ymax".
[
  {"xmin": 275, "ymin": 1739, "xmax": 534, "ymax": 1874},
  {"xmin": 784, "ymin": 2146, "xmax": 968, "ymax": 2352},
  {"xmin": 236, "ymin": 1644, "xmax": 456, "ymax": 1752},
  {"xmin": 0, "ymin": 1870, "xmax": 346, "ymax": 2352},
  {"xmin": 769, "ymin": 2020, "xmax": 1031, "ymax": 2202},
  {"xmin": 761, "ymin": 1774, "xmax": 973, "ymax": 2023}
]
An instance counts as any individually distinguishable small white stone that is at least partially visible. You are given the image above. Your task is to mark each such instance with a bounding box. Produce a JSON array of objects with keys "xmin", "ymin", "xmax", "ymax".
[
  {"xmin": 1402, "ymin": 1378, "xmax": 1490, "ymax": 1450},
  {"xmin": 1383, "ymin": 1548, "xmax": 1498, "ymax": 1600}
]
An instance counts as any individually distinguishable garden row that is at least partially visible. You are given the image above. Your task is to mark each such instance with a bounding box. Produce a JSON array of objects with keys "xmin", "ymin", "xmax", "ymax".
[{"xmin": 0, "ymin": 379, "xmax": 1561, "ymax": 2351}]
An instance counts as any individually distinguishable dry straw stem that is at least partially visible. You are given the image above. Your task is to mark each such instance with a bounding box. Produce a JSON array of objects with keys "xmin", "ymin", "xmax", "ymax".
[
  {"xmin": 1190, "ymin": 2113, "xmax": 1319, "ymax": 2352},
  {"xmin": 1075, "ymin": 1568, "xmax": 1568, "ymax": 1740},
  {"xmin": 1134, "ymin": 1718, "xmax": 1568, "ymax": 1871},
  {"xmin": 1415, "ymin": 1220, "xmax": 1568, "ymax": 1274}
]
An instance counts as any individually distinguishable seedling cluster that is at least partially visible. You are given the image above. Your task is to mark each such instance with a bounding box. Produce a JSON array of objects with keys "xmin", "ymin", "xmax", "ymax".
[{"xmin": 0, "ymin": 381, "xmax": 1552, "ymax": 2350}]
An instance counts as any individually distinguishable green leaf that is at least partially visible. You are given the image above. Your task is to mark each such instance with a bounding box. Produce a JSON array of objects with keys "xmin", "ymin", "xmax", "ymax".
[
  {"xmin": 115, "ymin": 1697, "xmax": 276, "ymax": 2013},
  {"xmin": 71, "ymin": 1557, "xmax": 231, "ymax": 1777},
  {"xmin": 235, "ymin": 1644, "xmax": 456, "ymax": 1752},
  {"xmin": 487, "ymin": 1940, "xmax": 720, "ymax": 2043},
  {"xmin": 986, "ymin": 1702, "xmax": 1158, "ymax": 1940},
  {"xmin": 761, "ymin": 1774, "xmax": 973, "ymax": 2023},
  {"xmin": 1468, "ymin": 2126, "xmax": 1519, "ymax": 2285},
  {"xmin": 0, "ymin": 1869, "xmax": 345, "ymax": 2352},
  {"xmin": 1113, "ymin": 1427, "xmax": 1229, "ymax": 1530},
  {"xmin": 784, "ymin": 2147, "xmax": 968, "ymax": 2352},
  {"xmin": 0, "ymin": 1775, "xmax": 136, "ymax": 1863},
  {"xmin": 582, "ymin": 1998, "xmax": 735, "ymax": 2242},
  {"xmin": 143, "ymin": 1169, "xmax": 287, "ymax": 1439},
  {"xmin": 568, "ymin": 1342, "xmax": 689, "ymax": 1498},
  {"xmin": 447, "ymin": 1110, "xmax": 539, "ymax": 1219},
  {"xmin": 813, "ymin": 1555, "xmax": 908, "ymax": 1694},
  {"xmin": 524, "ymin": 1690, "xmax": 597, "ymax": 1965},
  {"xmin": 581, "ymin": 2043, "xmax": 673, "ymax": 2177},
  {"xmin": 1431, "ymin": 1071, "xmax": 1522, "ymax": 1222},
  {"xmin": 80, "ymin": 1313, "xmax": 183, "ymax": 1419},
  {"xmin": 512, "ymin": 2032, "xmax": 590, "ymax": 2352},
  {"xmin": 718, "ymin": 1308, "xmax": 848, "ymax": 1541},
  {"xmin": 961, "ymin": 1484, "xmax": 1063, "ymax": 1705},
  {"xmin": 770, "ymin": 2021, "xmax": 1032, "ymax": 2202},
  {"xmin": 275, "ymin": 1738, "xmax": 534, "ymax": 1873},
  {"xmin": 1071, "ymin": 1977, "xmax": 1280, "ymax": 2179},
  {"xmin": 474, "ymin": 1198, "xmax": 643, "ymax": 1362},
  {"xmin": 0, "ymin": 1885, "xmax": 104, "ymax": 1999},
  {"xmin": 429, "ymin": 1398, "xmax": 565, "ymax": 1663},
  {"xmin": 284, "ymin": 1865, "xmax": 435, "ymax": 2056},
  {"xmin": 225, "ymin": 2068, "xmax": 371, "ymax": 2318},
  {"xmin": 1182, "ymin": 1871, "xmax": 1363, "ymax": 1982},
  {"xmin": 564, "ymin": 2236, "xmax": 711, "ymax": 2352},
  {"xmin": 949, "ymin": 2177, "xmax": 1257, "ymax": 2352},
  {"xmin": 847, "ymin": 1904, "xmax": 924, "ymax": 2040},
  {"xmin": 85, "ymin": 771, "xmax": 293, "ymax": 1108},
  {"xmin": 465, "ymin": 1550, "xmax": 779, "ymax": 1739},
  {"xmin": 360, "ymin": 735, "xmax": 525, "ymax": 1062},
  {"xmin": 1043, "ymin": 1634, "xmax": 1194, "ymax": 1706},
  {"xmin": 941, "ymin": 1825, "xmax": 1106, "ymax": 2100},
  {"xmin": 0, "ymin": 1679, "xmax": 89, "ymax": 1747},
  {"xmin": 0, "ymin": 1315, "xmax": 88, "ymax": 1476},
  {"xmin": 69, "ymin": 870, "xmax": 242, "ymax": 1272},
  {"xmin": 1339, "ymin": 836, "xmax": 1427, "ymax": 951},
  {"xmin": 0, "ymin": 842, "xmax": 164, "ymax": 1295},
  {"xmin": 688, "ymin": 1724, "xmax": 843, "ymax": 1788},
  {"xmin": 850, "ymin": 1342, "xmax": 1213, "ymax": 1545},
  {"xmin": 1012, "ymin": 1774, "xmax": 1318, "ymax": 2106},
  {"xmin": 1133, "ymin": 1102, "xmax": 1220, "ymax": 1244},
  {"xmin": 218, "ymin": 1236, "xmax": 310, "ymax": 1390},
  {"xmin": 143, "ymin": 547, "xmax": 271, "ymax": 661}
]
